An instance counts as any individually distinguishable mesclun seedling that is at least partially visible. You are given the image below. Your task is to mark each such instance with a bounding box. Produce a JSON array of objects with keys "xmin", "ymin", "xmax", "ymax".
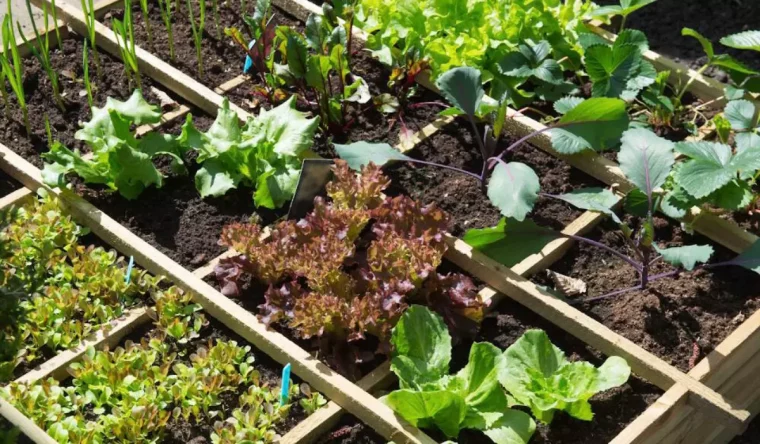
[
  {"xmin": 215, "ymin": 161, "xmax": 485, "ymax": 378},
  {"xmin": 336, "ymin": 66, "xmax": 628, "ymax": 222},
  {"xmin": 385, "ymin": 306, "xmax": 631, "ymax": 441},
  {"xmin": 113, "ymin": 0, "xmax": 143, "ymax": 89},
  {"xmin": 299, "ymin": 384, "xmax": 327, "ymax": 415},
  {"xmin": 1, "ymin": 284, "xmax": 319, "ymax": 443},
  {"xmin": 179, "ymin": 97, "xmax": 319, "ymax": 208},
  {"xmin": 0, "ymin": 195, "xmax": 157, "ymax": 381},
  {"xmin": 187, "ymin": 0, "xmax": 207, "ymax": 77},
  {"xmin": 42, "ymin": 90, "xmax": 187, "ymax": 200}
]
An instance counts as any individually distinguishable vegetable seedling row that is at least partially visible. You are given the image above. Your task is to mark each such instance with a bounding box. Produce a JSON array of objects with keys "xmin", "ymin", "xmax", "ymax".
[{"xmin": 4, "ymin": 0, "xmax": 760, "ymax": 440}]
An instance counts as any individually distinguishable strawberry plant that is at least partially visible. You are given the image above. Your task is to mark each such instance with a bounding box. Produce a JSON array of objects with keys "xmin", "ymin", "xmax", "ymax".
[
  {"xmin": 42, "ymin": 90, "xmax": 188, "ymax": 200},
  {"xmin": 385, "ymin": 306, "xmax": 630, "ymax": 442},
  {"xmin": 179, "ymin": 97, "xmax": 319, "ymax": 208},
  {"xmin": 215, "ymin": 161, "xmax": 485, "ymax": 377}
]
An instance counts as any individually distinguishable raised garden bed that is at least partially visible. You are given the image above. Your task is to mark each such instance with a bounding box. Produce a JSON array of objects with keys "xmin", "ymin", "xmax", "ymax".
[{"xmin": 3, "ymin": 0, "xmax": 760, "ymax": 442}]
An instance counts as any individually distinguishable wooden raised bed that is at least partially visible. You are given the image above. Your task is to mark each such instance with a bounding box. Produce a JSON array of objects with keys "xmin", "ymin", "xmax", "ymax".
[{"xmin": 1, "ymin": 0, "xmax": 758, "ymax": 443}]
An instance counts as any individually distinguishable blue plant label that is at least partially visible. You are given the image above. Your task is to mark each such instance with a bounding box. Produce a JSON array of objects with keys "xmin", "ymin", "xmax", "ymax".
[
  {"xmin": 243, "ymin": 39, "xmax": 256, "ymax": 74},
  {"xmin": 280, "ymin": 363, "xmax": 292, "ymax": 406},
  {"xmin": 125, "ymin": 256, "xmax": 134, "ymax": 285}
]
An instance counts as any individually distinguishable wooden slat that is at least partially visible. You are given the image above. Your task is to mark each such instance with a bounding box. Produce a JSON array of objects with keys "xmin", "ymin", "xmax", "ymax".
[
  {"xmin": 0, "ymin": 143, "xmax": 436, "ymax": 444},
  {"xmin": 0, "ymin": 399, "xmax": 55, "ymax": 444},
  {"xmin": 0, "ymin": 188, "xmax": 33, "ymax": 211}
]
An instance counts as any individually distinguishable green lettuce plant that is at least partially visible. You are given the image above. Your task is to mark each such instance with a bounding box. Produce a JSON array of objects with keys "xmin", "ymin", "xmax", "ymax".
[
  {"xmin": 385, "ymin": 306, "xmax": 535, "ymax": 442},
  {"xmin": 42, "ymin": 90, "xmax": 187, "ymax": 200},
  {"xmin": 179, "ymin": 96, "xmax": 319, "ymax": 208},
  {"xmin": 150, "ymin": 286, "xmax": 207, "ymax": 343}
]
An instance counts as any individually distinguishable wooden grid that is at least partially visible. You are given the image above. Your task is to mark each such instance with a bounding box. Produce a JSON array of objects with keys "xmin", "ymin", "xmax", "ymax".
[{"xmin": 0, "ymin": 0, "xmax": 758, "ymax": 442}]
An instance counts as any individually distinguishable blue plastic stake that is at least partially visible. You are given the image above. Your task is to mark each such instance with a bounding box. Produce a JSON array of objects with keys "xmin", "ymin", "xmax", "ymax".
[
  {"xmin": 280, "ymin": 363, "xmax": 292, "ymax": 406},
  {"xmin": 125, "ymin": 256, "xmax": 134, "ymax": 285},
  {"xmin": 243, "ymin": 39, "xmax": 256, "ymax": 74}
]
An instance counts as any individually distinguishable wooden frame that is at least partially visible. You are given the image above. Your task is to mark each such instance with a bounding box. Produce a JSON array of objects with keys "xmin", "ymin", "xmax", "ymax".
[{"xmin": 2, "ymin": 0, "xmax": 760, "ymax": 443}]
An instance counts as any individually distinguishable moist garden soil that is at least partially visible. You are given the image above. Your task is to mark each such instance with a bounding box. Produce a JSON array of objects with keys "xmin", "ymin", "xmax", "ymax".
[
  {"xmin": 384, "ymin": 118, "xmax": 607, "ymax": 236},
  {"xmin": 0, "ymin": 171, "xmax": 20, "ymax": 197},
  {"xmin": 596, "ymin": 0, "xmax": 760, "ymax": 80},
  {"xmin": 319, "ymin": 294, "xmax": 663, "ymax": 444},
  {"xmin": 533, "ymin": 215, "xmax": 760, "ymax": 372},
  {"xmin": 76, "ymin": 112, "xmax": 285, "ymax": 269},
  {"xmin": 118, "ymin": 316, "xmax": 309, "ymax": 443},
  {"xmin": 0, "ymin": 34, "xmax": 170, "ymax": 168}
]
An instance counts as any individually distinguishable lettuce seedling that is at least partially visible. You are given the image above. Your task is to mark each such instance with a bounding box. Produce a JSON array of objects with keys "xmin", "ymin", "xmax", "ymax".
[
  {"xmin": 336, "ymin": 66, "xmax": 629, "ymax": 221},
  {"xmin": 179, "ymin": 96, "xmax": 319, "ymax": 208},
  {"xmin": 385, "ymin": 306, "xmax": 536, "ymax": 443},
  {"xmin": 150, "ymin": 286, "xmax": 207, "ymax": 343},
  {"xmin": 42, "ymin": 90, "xmax": 187, "ymax": 200},
  {"xmin": 500, "ymin": 330, "xmax": 630, "ymax": 423},
  {"xmin": 216, "ymin": 161, "xmax": 484, "ymax": 378}
]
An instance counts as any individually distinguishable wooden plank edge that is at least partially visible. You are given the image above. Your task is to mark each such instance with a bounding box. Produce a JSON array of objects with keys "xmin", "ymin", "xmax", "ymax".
[
  {"xmin": 0, "ymin": 143, "xmax": 437, "ymax": 444},
  {"xmin": 0, "ymin": 188, "xmax": 34, "ymax": 211},
  {"xmin": 0, "ymin": 399, "xmax": 56, "ymax": 444}
]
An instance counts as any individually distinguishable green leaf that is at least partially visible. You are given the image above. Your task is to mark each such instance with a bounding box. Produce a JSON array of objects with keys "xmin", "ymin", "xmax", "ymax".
[
  {"xmin": 731, "ymin": 240, "xmax": 760, "ymax": 274},
  {"xmin": 254, "ymin": 162, "xmax": 302, "ymax": 209},
  {"xmin": 286, "ymin": 34, "xmax": 309, "ymax": 78},
  {"xmin": 463, "ymin": 218, "xmax": 557, "ymax": 267},
  {"xmin": 674, "ymin": 141, "xmax": 736, "ymax": 198},
  {"xmin": 304, "ymin": 14, "xmax": 325, "ymax": 50},
  {"xmin": 500, "ymin": 330, "xmax": 631, "ymax": 424},
  {"xmin": 585, "ymin": 30, "xmax": 654, "ymax": 100},
  {"xmin": 334, "ymin": 141, "xmax": 413, "ymax": 170},
  {"xmin": 550, "ymin": 98, "xmax": 629, "ymax": 153},
  {"xmin": 553, "ymin": 97, "xmax": 585, "ymax": 115},
  {"xmin": 551, "ymin": 188, "xmax": 621, "ymax": 223},
  {"xmin": 391, "ymin": 306, "xmax": 451, "ymax": 389},
  {"xmin": 498, "ymin": 41, "xmax": 563, "ymax": 85},
  {"xmin": 482, "ymin": 411, "xmax": 536, "ymax": 444},
  {"xmin": 487, "ymin": 162, "xmax": 540, "ymax": 222},
  {"xmin": 659, "ymin": 187, "xmax": 695, "ymax": 220},
  {"xmin": 721, "ymin": 30, "xmax": 760, "ymax": 52},
  {"xmin": 453, "ymin": 342, "xmax": 507, "ymax": 408},
  {"xmin": 618, "ymin": 128, "xmax": 674, "ymax": 194},
  {"xmin": 653, "ymin": 244, "xmax": 714, "ymax": 271},
  {"xmin": 725, "ymin": 99, "xmax": 758, "ymax": 131},
  {"xmin": 195, "ymin": 158, "xmax": 240, "ymax": 197},
  {"xmin": 711, "ymin": 54, "xmax": 759, "ymax": 75},
  {"xmin": 384, "ymin": 390, "xmax": 467, "ymax": 438},
  {"xmin": 249, "ymin": 96, "xmax": 320, "ymax": 157},
  {"xmin": 682, "ymin": 28, "xmax": 714, "ymax": 59},
  {"xmin": 593, "ymin": 0, "xmax": 656, "ymax": 18},
  {"xmin": 436, "ymin": 67, "xmax": 484, "ymax": 117}
]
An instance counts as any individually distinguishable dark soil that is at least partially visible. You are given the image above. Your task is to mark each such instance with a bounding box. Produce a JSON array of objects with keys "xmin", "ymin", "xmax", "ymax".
[
  {"xmin": 597, "ymin": 0, "xmax": 760, "ymax": 80},
  {"xmin": 533, "ymin": 215, "xmax": 760, "ymax": 372},
  {"xmin": 732, "ymin": 414, "xmax": 760, "ymax": 443},
  {"xmin": 0, "ymin": 171, "xmax": 20, "ymax": 197},
  {"xmin": 103, "ymin": 0, "xmax": 303, "ymax": 89},
  {"xmin": 75, "ymin": 113, "xmax": 285, "ymax": 269},
  {"xmin": 0, "ymin": 34, "xmax": 169, "ymax": 168},
  {"xmin": 317, "ymin": 415, "xmax": 385, "ymax": 444},
  {"xmin": 384, "ymin": 118, "xmax": 607, "ymax": 235},
  {"xmin": 120, "ymin": 316, "xmax": 308, "ymax": 443}
]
